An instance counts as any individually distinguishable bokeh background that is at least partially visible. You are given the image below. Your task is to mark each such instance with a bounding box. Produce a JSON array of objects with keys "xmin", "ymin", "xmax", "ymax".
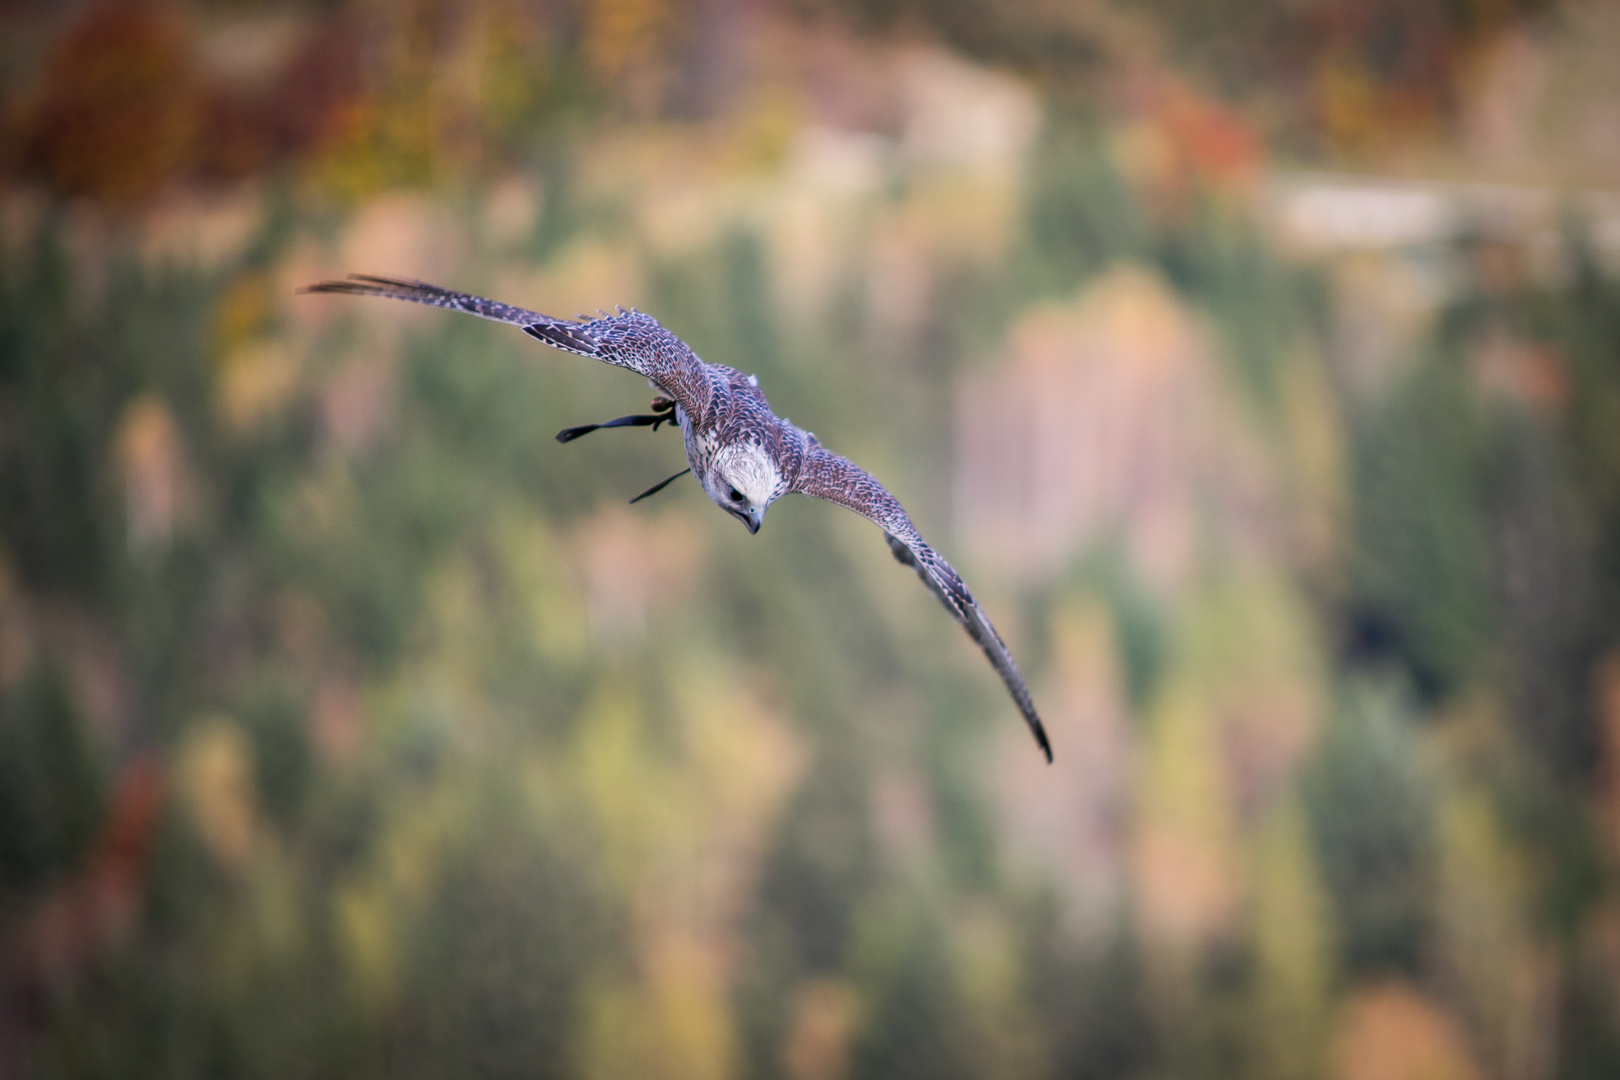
[{"xmin": 3, "ymin": 1, "xmax": 1620, "ymax": 1078}]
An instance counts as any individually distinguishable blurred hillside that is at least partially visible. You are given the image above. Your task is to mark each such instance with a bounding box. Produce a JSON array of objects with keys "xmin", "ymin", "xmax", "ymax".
[{"xmin": 3, "ymin": 2, "xmax": 1620, "ymax": 1079}]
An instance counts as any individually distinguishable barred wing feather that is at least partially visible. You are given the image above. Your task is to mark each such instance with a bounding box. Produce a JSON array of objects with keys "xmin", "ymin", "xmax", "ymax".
[{"xmin": 791, "ymin": 447, "xmax": 1052, "ymax": 761}]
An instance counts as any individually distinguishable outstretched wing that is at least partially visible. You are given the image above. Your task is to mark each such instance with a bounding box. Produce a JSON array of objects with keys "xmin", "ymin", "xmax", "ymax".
[
  {"xmin": 792, "ymin": 446, "xmax": 1051, "ymax": 762},
  {"xmin": 300, "ymin": 274, "xmax": 635, "ymax": 372}
]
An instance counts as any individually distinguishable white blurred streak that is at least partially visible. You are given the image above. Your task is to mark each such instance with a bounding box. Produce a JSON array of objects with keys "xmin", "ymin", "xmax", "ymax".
[
  {"xmin": 897, "ymin": 48, "xmax": 1039, "ymax": 180},
  {"xmin": 788, "ymin": 126, "xmax": 892, "ymax": 195},
  {"xmin": 1272, "ymin": 177, "xmax": 1457, "ymax": 252},
  {"xmin": 1270, "ymin": 172, "xmax": 1620, "ymax": 274}
]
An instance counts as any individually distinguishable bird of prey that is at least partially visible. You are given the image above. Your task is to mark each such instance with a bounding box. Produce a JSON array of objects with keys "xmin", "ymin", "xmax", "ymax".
[{"xmin": 302, "ymin": 275, "xmax": 1051, "ymax": 761}]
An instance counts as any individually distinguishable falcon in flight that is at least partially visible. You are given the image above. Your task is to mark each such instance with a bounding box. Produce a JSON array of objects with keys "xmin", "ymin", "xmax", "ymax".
[{"xmin": 302, "ymin": 275, "xmax": 1051, "ymax": 761}]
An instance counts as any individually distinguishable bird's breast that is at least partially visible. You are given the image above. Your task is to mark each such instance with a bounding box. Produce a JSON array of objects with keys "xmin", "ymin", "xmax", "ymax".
[{"xmin": 682, "ymin": 416, "xmax": 718, "ymax": 470}]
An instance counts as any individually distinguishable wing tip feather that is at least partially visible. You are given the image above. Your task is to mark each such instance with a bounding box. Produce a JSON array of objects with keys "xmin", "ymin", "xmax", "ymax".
[
  {"xmin": 298, "ymin": 274, "xmax": 429, "ymax": 298},
  {"xmin": 1031, "ymin": 716, "xmax": 1053, "ymax": 763},
  {"xmin": 297, "ymin": 279, "xmax": 350, "ymax": 296}
]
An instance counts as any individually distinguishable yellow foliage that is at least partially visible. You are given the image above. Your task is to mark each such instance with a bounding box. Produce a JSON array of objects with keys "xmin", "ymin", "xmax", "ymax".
[
  {"xmin": 584, "ymin": 0, "xmax": 676, "ymax": 82},
  {"xmin": 1435, "ymin": 781, "xmax": 1545, "ymax": 1075},
  {"xmin": 1274, "ymin": 346, "xmax": 1347, "ymax": 574},
  {"xmin": 1132, "ymin": 678, "xmax": 1239, "ymax": 954},
  {"xmin": 308, "ymin": 92, "xmax": 440, "ymax": 203},
  {"xmin": 1316, "ymin": 55, "xmax": 1384, "ymax": 154},
  {"xmin": 213, "ymin": 271, "xmax": 274, "ymax": 357},
  {"xmin": 217, "ymin": 342, "xmax": 303, "ymax": 434},
  {"xmin": 335, "ymin": 883, "xmax": 399, "ymax": 1012},
  {"xmin": 1251, "ymin": 803, "xmax": 1333, "ymax": 1080},
  {"xmin": 178, "ymin": 718, "xmax": 259, "ymax": 870},
  {"xmin": 494, "ymin": 507, "xmax": 590, "ymax": 667},
  {"xmin": 951, "ymin": 908, "xmax": 1045, "ymax": 1080}
]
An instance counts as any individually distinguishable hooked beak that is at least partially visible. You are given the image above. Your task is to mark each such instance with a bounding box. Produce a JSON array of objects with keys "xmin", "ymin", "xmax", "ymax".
[{"xmin": 742, "ymin": 507, "xmax": 763, "ymax": 535}]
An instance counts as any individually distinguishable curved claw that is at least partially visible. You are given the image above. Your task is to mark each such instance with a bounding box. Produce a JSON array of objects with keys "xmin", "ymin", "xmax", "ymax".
[{"xmin": 556, "ymin": 423, "xmax": 602, "ymax": 443}]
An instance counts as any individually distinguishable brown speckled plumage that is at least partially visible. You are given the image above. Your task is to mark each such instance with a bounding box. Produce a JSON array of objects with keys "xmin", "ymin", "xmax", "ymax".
[{"xmin": 301, "ymin": 274, "xmax": 1051, "ymax": 761}]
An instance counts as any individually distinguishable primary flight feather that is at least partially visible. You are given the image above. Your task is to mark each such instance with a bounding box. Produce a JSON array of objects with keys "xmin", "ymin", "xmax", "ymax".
[{"xmin": 302, "ymin": 274, "xmax": 1052, "ymax": 762}]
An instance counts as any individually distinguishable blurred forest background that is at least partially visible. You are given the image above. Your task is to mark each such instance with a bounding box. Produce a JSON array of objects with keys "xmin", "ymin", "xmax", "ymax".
[{"xmin": 3, "ymin": 1, "xmax": 1620, "ymax": 1078}]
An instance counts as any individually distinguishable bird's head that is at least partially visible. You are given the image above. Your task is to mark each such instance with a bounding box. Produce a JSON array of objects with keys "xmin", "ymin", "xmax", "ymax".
[{"xmin": 704, "ymin": 442, "xmax": 784, "ymax": 535}]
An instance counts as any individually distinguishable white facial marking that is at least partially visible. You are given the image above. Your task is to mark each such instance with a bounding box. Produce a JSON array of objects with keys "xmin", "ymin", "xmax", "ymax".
[{"xmin": 715, "ymin": 443, "xmax": 781, "ymax": 508}]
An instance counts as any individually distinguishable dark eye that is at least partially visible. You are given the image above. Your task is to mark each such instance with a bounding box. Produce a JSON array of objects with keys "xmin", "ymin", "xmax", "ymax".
[{"xmin": 728, "ymin": 488, "xmax": 746, "ymax": 503}]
